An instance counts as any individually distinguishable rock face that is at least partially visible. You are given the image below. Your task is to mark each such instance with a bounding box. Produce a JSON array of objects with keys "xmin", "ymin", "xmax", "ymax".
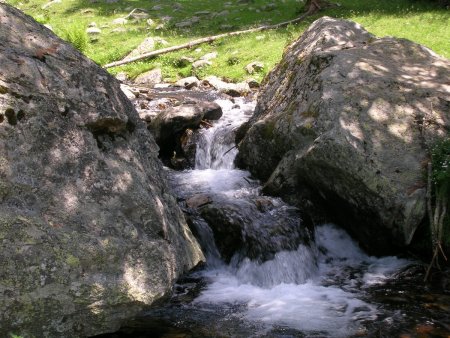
[
  {"xmin": 0, "ymin": 4, "xmax": 203, "ymax": 337},
  {"xmin": 237, "ymin": 17, "xmax": 450, "ymax": 254}
]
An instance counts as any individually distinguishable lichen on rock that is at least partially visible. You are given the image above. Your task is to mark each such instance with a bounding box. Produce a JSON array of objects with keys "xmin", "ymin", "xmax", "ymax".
[
  {"xmin": 0, "ymin": 3, "xmax": 203, "ymax": 337},
  {"xmin": 237, "ymin": 17, "xmax": 450, "ymax": 255}
]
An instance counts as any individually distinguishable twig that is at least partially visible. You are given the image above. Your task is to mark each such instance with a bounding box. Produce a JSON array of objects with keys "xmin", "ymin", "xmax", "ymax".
[{"xmin": 223, "ymin": 145, "xmax": 237, "ymax": 156}]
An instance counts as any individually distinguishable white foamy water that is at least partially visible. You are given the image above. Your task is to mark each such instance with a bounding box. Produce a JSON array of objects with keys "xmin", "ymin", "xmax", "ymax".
[
  {"xmin": 195, "ymin": 98, "xmax": 255, "ymax": 169},
  {"xmin": 170, "ymin": 96, "xmax": 412, "ymax": 337},
  {"xmin": 193, "ymin": 224, "xmax": 411, "ymax": 337}
]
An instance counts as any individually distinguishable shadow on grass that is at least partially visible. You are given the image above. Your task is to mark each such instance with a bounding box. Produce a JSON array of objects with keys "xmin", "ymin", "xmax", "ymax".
[{"xmin": 61, "ymin": 0, "xmax": 449, "ymax": 38}]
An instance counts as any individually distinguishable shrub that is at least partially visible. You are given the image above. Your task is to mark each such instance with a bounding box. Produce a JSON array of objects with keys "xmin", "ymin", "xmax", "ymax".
[{"xmin": 60, "ymin": 24, "xmax": 89, "ymax": 53}]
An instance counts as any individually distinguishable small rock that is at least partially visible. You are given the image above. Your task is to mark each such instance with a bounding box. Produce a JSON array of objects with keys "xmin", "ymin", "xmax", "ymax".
[
  {"xmin": 192, "ymin": 60, "xmax": 212, "ymax": 68},
  {"xmin": 201, "ymin": 101, "xmax": 223, "ymax": 120},
  {"xmin": 176, "ymin": 56, "xmax": 195, "ymax": 67},
  {"xmin": 245, "ymin": 61, "xmax": 264, "ymax": 74},
  {"xmin": 115, "ymin": 72, "xmax": 128, "ymax": 82},
  {"xmin": 216, "ymin": 10, "xmax": 229, "ymax": 17},
  {"xmin": 124, "ymin": 37, "xmax": 155, "ymax": 59},
  {"xmin": 154, "ymin": 37, "xmax": 169, "ymax": 46},
  {"xmin": 111, "ymin": 27, "xmax": 127, "ymax": 33},
  {"xmin": 203, "ymin": 76, "xmax": 250, "ymax": 96},
  {"xmin": 120, "ymin": 84, "xmax": 136, "ymax": 100},
  {"xmin": 86, "ymin": 27, "xmax": 101, "ymax": 35},
  {"xmin": 175, "ymin": 21, "xmax": 193, "ymax": 28},
  {"xmin": 151, "ymin": 5, "xmax": 163, "ymax": 10},
  {"xmin": 112, "ymin": 18, "xmax": 128, "ymax": 25},
  {"xmin": 146, "ymin": 18, "xmax": 155, "ymax": 26},
  {"xmin": 134, "ymin": 68, "xmax": 162, "ymax": 88},
  {"xmin": 173, "ymin": 2, "xmax": 183, "ymax": 10},
  {"xmin": 186, "ymin": 194, "xmax": 212, "ymax": 208},
  {"xmin": 129, "ymin": 9, "xmax": 149, "ymax": 20},
  {"xmin": 88, "ymin": 22, "xmax": 97, "ymax": 28},
  {"xmin": 246, "ymin": 78, "xmax": 260, "ymax": 88},
  {"xmin": 175, "ymin": 76, "xmax": 200, "ymax": 89},
  {"xmin": 200, "ymin": 52, "xmax": 218, "ymax": 61},
  {"xmin": 161, "ymin": 16, "xmax": 173, "ymax": 22},
  {"xmin": 105, "ymin": 0, "xmax": 118, "ymax": 3}
]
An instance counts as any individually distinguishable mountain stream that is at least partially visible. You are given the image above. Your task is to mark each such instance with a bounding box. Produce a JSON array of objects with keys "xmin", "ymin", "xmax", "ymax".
[{"xmin": 100, "ymin": 93, "xmax": 450, "ymax": 338}]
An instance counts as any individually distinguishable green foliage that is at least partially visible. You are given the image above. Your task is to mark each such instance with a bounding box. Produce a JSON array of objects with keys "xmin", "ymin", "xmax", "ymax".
[
  {"xmin": 6, "ymin": 0, "xmax": 450, "ymax": 82},
  {"xmin": 33, "ymin": 12, "xmax": 50, "ymax": 25},
  {"xmin": 431, "ymin": 137, "xmax": 450, "ymax": 196},
  {"xmin": 431, "ymin": 137, "xmax": 450, "ymax": 248},
  {"xmin": 59, "ymin": 24, "xmax": 89, "ymax": 53}
]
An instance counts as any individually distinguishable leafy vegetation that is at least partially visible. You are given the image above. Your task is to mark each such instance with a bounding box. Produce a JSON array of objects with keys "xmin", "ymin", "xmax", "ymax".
[
  {"xmin": 5, "ymin": 0, "xmax": 449, "ymax": 81},
  {"xmin": 60, "ymin": 23, "xmax": 89, "ymax": 52},
  {"xmin": 425, "ymin": 137, "xmax": 450, "ymax": 278},
  {"xmin": 431, "ymin": 137, "xmax": 450, "ymax": 247}
]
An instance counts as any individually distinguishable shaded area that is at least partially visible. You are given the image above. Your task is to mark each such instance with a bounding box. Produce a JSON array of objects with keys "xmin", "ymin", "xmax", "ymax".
[{"xmin": 0, "ymin": 3, "xmax": 202, "ymax": 337}]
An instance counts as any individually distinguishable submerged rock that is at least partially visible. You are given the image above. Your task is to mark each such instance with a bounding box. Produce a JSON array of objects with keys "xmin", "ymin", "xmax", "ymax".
[
  {"xmin": 237, "ymin": 17, "xmax": 450, "ymax": 255},
  {"xmin": 0, "ymin": 4, "xmax": 203, "ymax": 337}
]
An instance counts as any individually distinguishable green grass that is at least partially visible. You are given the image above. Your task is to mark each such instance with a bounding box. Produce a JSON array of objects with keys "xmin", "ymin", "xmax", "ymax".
[{"xmin": 6, "ymin": 0, "xmax": 450, "ymax": 82}]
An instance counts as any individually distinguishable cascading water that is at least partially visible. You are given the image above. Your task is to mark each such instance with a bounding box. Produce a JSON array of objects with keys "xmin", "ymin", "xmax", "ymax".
[
  {"xmin": 164, "ymin": 96, "xmax": 412, "ymax": 337},
  {"xmin": 98, "ymin": 92, "xmax": 450, "ymax": 338}
]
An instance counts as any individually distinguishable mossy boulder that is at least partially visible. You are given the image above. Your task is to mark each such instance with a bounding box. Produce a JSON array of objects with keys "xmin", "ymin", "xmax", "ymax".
[
  {"xmin": 237, "ymin": 17, "xmax": 450, "ymax": 255},
  {"xmin": 0, "ymin": 4, "xmax": 203, "ymax": 337}
]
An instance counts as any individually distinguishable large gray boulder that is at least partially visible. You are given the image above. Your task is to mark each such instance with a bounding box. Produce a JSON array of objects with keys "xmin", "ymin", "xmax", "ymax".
[
  {"xmin": 0, "ymin": 4, "xmax": 203, "ymax": 337},
  {"xmin": 237, "ymin": 17, "xmax": 450, "ymax": 254}
]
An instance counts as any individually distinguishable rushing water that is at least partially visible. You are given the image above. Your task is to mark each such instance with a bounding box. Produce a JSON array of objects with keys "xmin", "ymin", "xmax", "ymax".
[
  {"xmin": 166, "ymin": 96, "xmax": 413, "ymax": 337},
  {"xmin": 99, "ymin": 94, "xmax": 450, "ymax": 338}
]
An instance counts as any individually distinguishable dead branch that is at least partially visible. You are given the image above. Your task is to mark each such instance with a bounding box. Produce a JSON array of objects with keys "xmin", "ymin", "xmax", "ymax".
[{"xmin": 104, "ymin": 7, "xmax": 320, "ymax": 69}]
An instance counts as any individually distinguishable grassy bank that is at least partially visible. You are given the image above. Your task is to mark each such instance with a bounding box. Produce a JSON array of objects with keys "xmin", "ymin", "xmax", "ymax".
[{"xmin": 6, "ymin": 0, "xmax": 450, "ymax": 82}]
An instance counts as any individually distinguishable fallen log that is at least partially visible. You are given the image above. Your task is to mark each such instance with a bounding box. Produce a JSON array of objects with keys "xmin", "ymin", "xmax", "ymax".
[{"xmin": 103, "ymin": 4, "xmax": 324, "ymax": 69}]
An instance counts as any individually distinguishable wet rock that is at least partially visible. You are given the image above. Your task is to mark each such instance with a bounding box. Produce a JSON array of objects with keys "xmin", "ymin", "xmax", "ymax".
[
  {"xmin": 134, "ymin": 68, "xmax": 162, "ymax": 88},
  {"xmin": 199, "ymin": 197, "xmax": 311, "ymax": 262},
  {"xmin": 186, "ymin": 194, "xmax": 212, "ymax": 209},
  {"xmin": 237, "ymin": 17, "xmax": 450, "ymax": 255},
  {"xmin": 180, "ymin": 128, "xmax": 199, "ymax": 166},
  {"xmin": 201, "ymin": 101, "xmax": 222, "ymax": 120},
  {"xmin": 246, "ymin": 78, "xmax": 260, "ymax": 88},
  {"xmin": 0, "ymin": 4, "xmax": 203, "ymax": 336},
  {"xmin": 150, "ymin": 103, "xmax": 205, "ymax": 144}
]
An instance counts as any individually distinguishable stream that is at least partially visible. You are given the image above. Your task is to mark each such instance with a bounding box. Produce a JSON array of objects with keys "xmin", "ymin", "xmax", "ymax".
[{"xmin": 100, "ymin": 93, "xmax": 450, "ymax": 338}]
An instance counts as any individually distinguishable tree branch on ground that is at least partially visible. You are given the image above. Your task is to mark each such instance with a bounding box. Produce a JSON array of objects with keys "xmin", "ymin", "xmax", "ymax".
[{"xmin": 103, "ymin": 2, "xmax": 335, "ymax": 69}]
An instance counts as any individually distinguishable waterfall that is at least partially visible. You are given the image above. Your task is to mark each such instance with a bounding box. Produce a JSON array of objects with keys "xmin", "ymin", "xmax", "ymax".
[{"xmin": 166, "ymin": 96, "xmax": 412, "ymax": 337}]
